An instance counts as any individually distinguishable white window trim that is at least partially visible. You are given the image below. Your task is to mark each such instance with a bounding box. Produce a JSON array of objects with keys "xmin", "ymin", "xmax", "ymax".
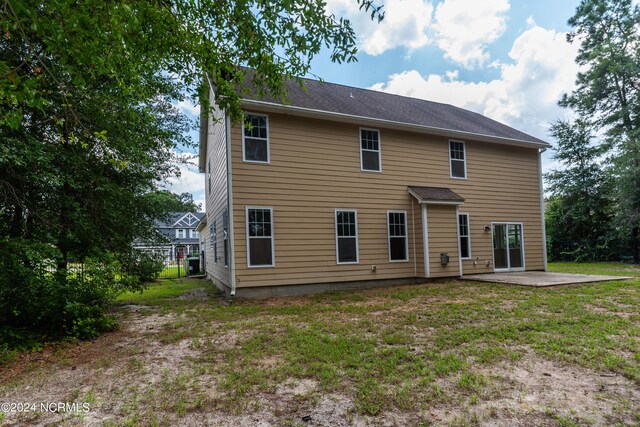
[
  {"xmin": 359, "ymin": 127, "xmax": 382, "ymax": 173},
  {"xmin": 387, "ymin": 210, "xmax": 409, "ymax": 262},
  {"xmin": 190, "ymin": 229, "xmax": 199, "ymax": 238},
  {"xmin": 242, "ymin": 113, "xmax": 270, "ymax": 164},
  {"xmin": 245, "ymin": 206, "xmax": 275, "ymax": 268},
  {"xmin": 334, "ymin": 208, "xmax": 359, "ymax": 265},
  {"xmin": 176, "ymin": 229, "xmax": 186, "ymax": 239},
  {"xmin": 458, "ymin": 212, "xmax": 471, "ymax": 260},
  {"xmin": 449, "ymin": 139, "xmax": 467, "ymax": 180}
]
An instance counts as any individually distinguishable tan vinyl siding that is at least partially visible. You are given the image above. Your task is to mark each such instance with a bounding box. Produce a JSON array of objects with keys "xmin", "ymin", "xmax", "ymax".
[
  {"xmin": 204, "ymin": 92, "xmax": 230, "ymax": 287},
  {"xmin": 426, "ymin": 205, "xmax": 460, "ymax": 277},
  {"xmin": 229, "ymin": 112, "xmax": 544, "ymax": 288}
]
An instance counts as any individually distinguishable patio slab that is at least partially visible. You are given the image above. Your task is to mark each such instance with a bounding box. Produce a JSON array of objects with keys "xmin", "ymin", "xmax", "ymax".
[{"xmin": 461, "ymin": 271, "xmax": 632, "ymax": 287}]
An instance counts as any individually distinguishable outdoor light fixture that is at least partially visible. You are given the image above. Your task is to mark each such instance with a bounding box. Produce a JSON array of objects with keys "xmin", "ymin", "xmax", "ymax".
[
  {"xmin": 440, "ymin": 253, "xmax": 450, "ymax": 265},
  {"xmin": 484, "ymin": 225, "xmax": 491, "ymax": 232}
]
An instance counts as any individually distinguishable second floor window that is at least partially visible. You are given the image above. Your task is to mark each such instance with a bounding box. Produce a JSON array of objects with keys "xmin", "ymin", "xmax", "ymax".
[
  {"xmin": 243, "ymin": 114, "xmax": 269, "ymax": 163},
  {"xmin": 176, "ymin": 229, "xmax": 186, "ymax": 239},
  {"xmin": 449, "ymin": 140, "xmax": 466, "ymax": 179},
  {"xmin": 360, "ymin": 129, "xmax": 381, "ymax": 172},
  {"xmin": 190, "ymin": 229, "xmax": 199, "ymax": 239}
]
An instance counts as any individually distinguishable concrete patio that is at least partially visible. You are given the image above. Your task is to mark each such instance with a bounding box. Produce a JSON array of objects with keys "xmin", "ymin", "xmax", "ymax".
[{"xmin": 461, "ymin": 271, "xmax": 632, "ymax": 287}]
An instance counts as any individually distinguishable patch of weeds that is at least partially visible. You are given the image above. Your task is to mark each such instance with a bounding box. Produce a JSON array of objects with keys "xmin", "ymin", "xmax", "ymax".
[
  {"xmin": 355, "ymin": 378, "xmax": 386, "ymax": 416},
  {"xmin": 381, "ymin": 329, "xmax": 412, "ymax": 345},
  {"xmin": 448, "ymin": 411, "xmax": 482, "ymax": 426},
  {"xmin": 127, "ymin": 358, "xmax": 145, "ymax": 373},
  {"xmin": 457, "ymin": 372, "xmax": 486, "ymax": 392},
  {"xmin": 432, "ymin": 353, "xmax": 466, "ymax": 376},
  {"xmin": 554, "ymin": 411, "xmax": 585, "ymax": 427}
]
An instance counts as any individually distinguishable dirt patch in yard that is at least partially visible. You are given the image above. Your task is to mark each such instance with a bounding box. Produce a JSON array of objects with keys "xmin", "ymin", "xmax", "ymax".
[{"xmin": 1, "ymin": 276, "xmax": 639, "ymax": 426}]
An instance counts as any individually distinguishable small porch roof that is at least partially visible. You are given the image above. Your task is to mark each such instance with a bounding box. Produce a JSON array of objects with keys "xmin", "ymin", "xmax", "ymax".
[{"xmin": 408, "ymin": 186, "xmax": 465, "ymax": 205}]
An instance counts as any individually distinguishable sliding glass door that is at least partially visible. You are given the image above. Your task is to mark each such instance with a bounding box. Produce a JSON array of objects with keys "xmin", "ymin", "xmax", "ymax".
[{"xmin": 492, "ymin": 223, "xmax": 524, "ymax": 272}]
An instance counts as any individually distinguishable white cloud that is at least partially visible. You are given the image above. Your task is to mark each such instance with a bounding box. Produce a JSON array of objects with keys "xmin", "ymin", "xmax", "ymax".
[
  {"xmin": 163, "ymin": 161, "xmax": 205, "ymax": 209},
  {"xmin": 326, "ymin": 0, "xmax": 433, "ymax": 56},
  {"xmin": 175, "ymin": 99, "xmax": 200, "ymax": 117},
  {"xmin": 433, "ymin": 0, "xmax": 510, "ymax": 68},
  {"xmin": 370, "ymin": 26, "xmax": 581, "ymax": 143}
]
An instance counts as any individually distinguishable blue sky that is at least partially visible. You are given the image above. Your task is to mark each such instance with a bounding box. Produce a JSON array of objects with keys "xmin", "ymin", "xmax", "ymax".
[{"xmin": 170, "ymin": 0, "xmax": 589, "ymax": 209}]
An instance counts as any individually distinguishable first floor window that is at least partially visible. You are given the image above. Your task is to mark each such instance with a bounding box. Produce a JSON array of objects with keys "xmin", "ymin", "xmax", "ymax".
[
  {"xmin": 388, "ymin": 211, "xmax": 408, "ymax": 261},
  {"xmin": 335, "ymin": 210, "xmax": 358, "ymax": 264},
  {"xmin": 459, "ymin": 213, "xmax": 471, "ymax": 259},
  {"xmin": 211, "ymin": 220, "xmax": 217, "ymax": 263},
  {"xmin": 247, "ymin": 207, "xmax": 274, "ymax": 267},
  {"xmin": 223, "ymin": 209, "xmax": 229, "ymax": 267}
]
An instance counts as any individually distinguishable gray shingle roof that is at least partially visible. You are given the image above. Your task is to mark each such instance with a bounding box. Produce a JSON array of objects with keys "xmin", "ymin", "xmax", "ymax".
[
  {"xmin": 242, "ymin": 75, "xmax": 548, "ymax": 147},
  {"xmin": 408, "ymin": 186, "xmax": 465, "ymax": 204}
]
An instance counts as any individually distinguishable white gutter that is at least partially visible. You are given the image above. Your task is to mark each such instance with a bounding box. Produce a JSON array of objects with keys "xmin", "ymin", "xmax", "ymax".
[
  {"xmin": 538, "ymin": 148, "xmax": 548, "ymax": 271},
  {"xmin": 225, "ymin": 113, "xmax": 237, "ymax": 296},
  {"xmin": 242, "ymin": 99, "xmax": 552, "ymax": 150}
]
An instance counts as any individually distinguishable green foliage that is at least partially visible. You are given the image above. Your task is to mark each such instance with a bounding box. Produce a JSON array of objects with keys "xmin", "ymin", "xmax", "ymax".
[
  {"xmin": 560, "ymin": 0, "xmax": 640, "ymax": 262},
  {"xmin": 119, "ymin": 250, "xmax": 166, "ymax": 283},
  {"xmin": 0, "ymin": 0, "xmax": 381, "ymax": 350},
  {"xmin": 146, "ymin": 191, "xmax": 201, "ymax": 215},
  {"xmin": 544, "ymin": 120, "xmax": 616, "ymax": 261},
  {"xmin": 0, "ymin": 239, "xmax": 142, "ymax": 348}
]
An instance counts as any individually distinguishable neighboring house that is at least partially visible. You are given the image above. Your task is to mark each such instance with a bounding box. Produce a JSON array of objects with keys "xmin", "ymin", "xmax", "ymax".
[
  {"xmin": 134, "ymin": 212, "xmax": 205, "ymax": 262},
  {"xmin": 199, "ymin": 75, "xmax": 550, "ymax": 297}
]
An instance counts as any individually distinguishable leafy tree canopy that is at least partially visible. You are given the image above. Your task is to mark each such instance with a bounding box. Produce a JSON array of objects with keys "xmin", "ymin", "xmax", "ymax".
[{"xmin": 559, "ymin": 0, "xmax": 640, "ymax": 262}]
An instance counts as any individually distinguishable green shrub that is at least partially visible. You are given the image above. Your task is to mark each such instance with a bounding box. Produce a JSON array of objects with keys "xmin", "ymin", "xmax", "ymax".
[
  {"xmin": 119, "ymin": 249, "xmax": 165, "ymax": 282},
  {"xmin": 0, "ymin": 239, "xmax": 146, "ymax": 351}
]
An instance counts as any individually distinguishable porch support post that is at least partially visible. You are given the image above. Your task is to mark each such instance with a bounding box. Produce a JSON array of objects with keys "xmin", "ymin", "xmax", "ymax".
[
  {"xmin": 422, "ymin": 204, "xmax": 430, "ymax": 278},
  {"xmin": 455, "ymin": 205, "xmax": 463, "ymax": 277}
]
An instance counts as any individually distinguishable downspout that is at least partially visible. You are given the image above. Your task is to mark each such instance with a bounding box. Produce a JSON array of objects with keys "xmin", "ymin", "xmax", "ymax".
[
  {"xmin": 538, "ymin": 148, "xmax": 548, "ymax": 271},
  {"xmin": 225, "ymin": 113, "xmax": 237, "ymax": 295}
]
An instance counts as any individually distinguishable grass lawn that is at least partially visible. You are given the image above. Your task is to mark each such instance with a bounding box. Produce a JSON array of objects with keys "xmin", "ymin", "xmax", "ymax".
[{"xmin": 1, "ymin": 263, "xmax": 639, "ymax": 426}]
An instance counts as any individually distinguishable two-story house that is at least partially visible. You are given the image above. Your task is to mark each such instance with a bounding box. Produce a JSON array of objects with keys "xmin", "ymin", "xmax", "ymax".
[
  {"xmin": 198, "ymin": 75, "xmax": 550, "ymax": 297},
  {"xmin": 134, "ymin": 211, "xmax": 204, "ymax": 262}
]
